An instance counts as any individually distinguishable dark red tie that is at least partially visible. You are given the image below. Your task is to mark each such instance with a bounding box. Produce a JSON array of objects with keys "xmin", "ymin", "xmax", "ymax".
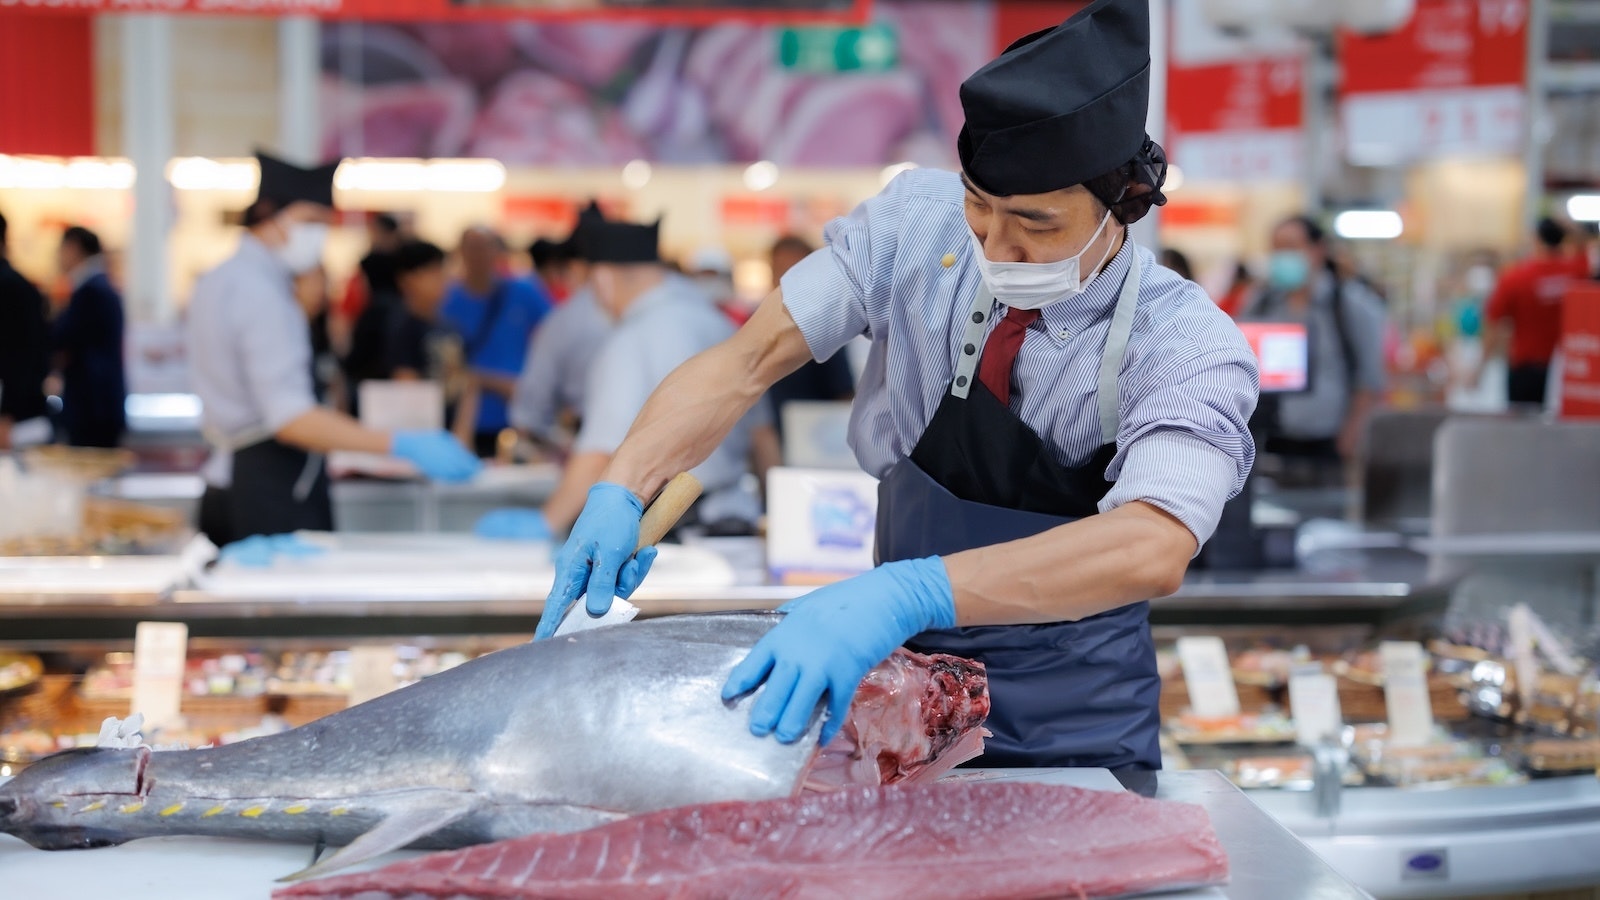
[{"xmin": 977, "ymin": 307, "xmax": 1040, "ymax": 407}]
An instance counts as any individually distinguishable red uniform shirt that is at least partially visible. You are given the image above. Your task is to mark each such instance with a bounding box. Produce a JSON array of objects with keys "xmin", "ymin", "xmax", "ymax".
[{"xmin": 1485, "ymin": 254, "xmax": 1591, "ymax": 367}]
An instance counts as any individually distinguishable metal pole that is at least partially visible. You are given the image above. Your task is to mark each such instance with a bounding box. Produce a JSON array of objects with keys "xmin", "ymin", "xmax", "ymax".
[
  {"xmin": 1134, "ymin": 0, "xmax": 1168, "ymax": 250},
  {"xmin": 1523, "ymin": 0, "xmax": 1549, "ymax": 228},
  {"xmin": 277, "ymin": 16, "xmax": 322, "ymax": 165},
  {"xmin": 121, "ymin": 15, "xmax": 174, "ymax": 324},
  {"xmin": 1301, "ymin": 35, "xmax": 1331, "ymax": 214}
]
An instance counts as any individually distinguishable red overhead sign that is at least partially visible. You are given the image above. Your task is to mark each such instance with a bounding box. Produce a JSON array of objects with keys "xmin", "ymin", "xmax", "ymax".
[
  {"xmin": 1340, "ymin": 0, "xmax": 1527, "ymax": 163},
  {"xmin": 1167, "ymin": 54, "xmax": 1304, "ymax": 183},
  {"xmin": 1560, "ymin": 282, "xmax": 1600, "ymax": 420},
  {"xmin": 0, "ymin": 0, "xmax": 868, "ymax": 25}
]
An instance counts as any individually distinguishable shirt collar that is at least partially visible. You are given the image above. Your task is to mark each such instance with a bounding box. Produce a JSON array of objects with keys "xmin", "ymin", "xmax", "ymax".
[
  {"xmin": 620, "ymin": 273, "xmax": 696, "ymax": 322},
  {"xmin": 1034, "ymin": 235, "xmax": 1137, "ymax": 342}
]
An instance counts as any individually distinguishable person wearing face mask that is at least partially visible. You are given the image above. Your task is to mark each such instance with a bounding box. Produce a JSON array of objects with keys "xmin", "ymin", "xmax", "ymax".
[
  {"xmin": 187, "ymin": 152, "xmax": 480, "ymax": 549},
  {"xmin": 1245, "ymin": 215, "xmax": 1387, "ymax": 468},
  {"xmin": 534, "ymin": 0, "xmax": 1258, "ymax": 771}
]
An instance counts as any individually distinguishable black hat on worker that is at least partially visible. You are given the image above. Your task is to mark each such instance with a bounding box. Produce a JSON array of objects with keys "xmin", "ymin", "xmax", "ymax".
[
  {"xmin": 255, "ymin": 150, "xmax": 340, "ymax": 209},
  {"xmin": 563, "ymin": 200, "xmax": 609, "ymax": 262},
  {"xmin": 584, "ymin": 218, "xmax": 661, "ymax": 265},
  {"xmin": 958, "ymin": 0, "xmax": 1151, "ymax": 197}
]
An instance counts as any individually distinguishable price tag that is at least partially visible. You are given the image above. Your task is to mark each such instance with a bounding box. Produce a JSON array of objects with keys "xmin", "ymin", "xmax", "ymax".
[
  {"xmin": 1176, "ymin": 636, "xmax": 1240, "ymax": 719},
  {"xmin": 132, "ymin": 622, "xmax": 188, "ymax": 729},
  {"xmin": 347, "ymin": 646, "xmax": 400, "ymax": 708},
  {"xmin": 1381, "ymin": 641, "xmax": 1435, "ymax": 746},
  {"xmin": 1289, "ymin": 667, "xmax": 1343, "ymax": 747}
]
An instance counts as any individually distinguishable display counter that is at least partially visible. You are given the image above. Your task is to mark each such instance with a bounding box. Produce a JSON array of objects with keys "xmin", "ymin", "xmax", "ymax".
[{"xmin": 0, "ymin": 769, "xmax": 1368, "ymax": 900}]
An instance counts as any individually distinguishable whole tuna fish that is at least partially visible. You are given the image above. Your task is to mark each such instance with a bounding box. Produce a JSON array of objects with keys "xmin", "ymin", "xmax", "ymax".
[{"xmin": 0, "ymin": 613, "xmax": 989, "ymax": 881}]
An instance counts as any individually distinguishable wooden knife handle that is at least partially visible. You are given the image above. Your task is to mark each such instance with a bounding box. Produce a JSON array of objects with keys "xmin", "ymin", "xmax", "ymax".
[{"xmin": 636, "ymin": 473, "xmax": 703, "ymax": 550}]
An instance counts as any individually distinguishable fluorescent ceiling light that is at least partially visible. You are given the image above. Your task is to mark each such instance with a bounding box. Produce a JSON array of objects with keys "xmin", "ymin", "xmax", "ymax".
[
  {"xmin": 167, "ymin": 157, "xmax": 257, "ymax": 192},
  {"xmin": 621, "ymin": 159, "xmax": 653, "ymax": 190},
  {"xmin": 1164, "ymin": 164, "xmax": 1185, "ymax": 193},
  {"xmin": 1568, "ymin": 195, "xmax": 1600, "ymax": 223},
  {"xmin": 0, "ymin": 155, "xmax": 134, "ymax": 190},
  {"xmin": 1334, "ymin": 209, "xmax": 1403, "ymax": 240},
  {"xmin": 743, "ymin": 160, "xmax": 779, "ymax": 192},
  {"xmin": 335, "ymin": 159, "xmax": 504, "ymax": 194}
]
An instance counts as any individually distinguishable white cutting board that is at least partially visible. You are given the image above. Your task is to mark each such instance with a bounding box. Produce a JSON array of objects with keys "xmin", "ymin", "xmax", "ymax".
[{"xmin": 0, "ymin": 771, "xmax": 1222, "ymax": 900}]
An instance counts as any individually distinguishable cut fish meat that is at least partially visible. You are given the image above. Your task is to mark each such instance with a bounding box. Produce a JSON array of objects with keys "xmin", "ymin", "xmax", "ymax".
[{"xmin": 275, "ymin": 781, "xmax": 1230, "ymax": 900}]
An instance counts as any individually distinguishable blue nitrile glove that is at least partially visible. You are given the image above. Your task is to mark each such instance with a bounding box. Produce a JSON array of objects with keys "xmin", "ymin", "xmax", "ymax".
[
  {"xmin": 722, "ymin": 557, "xmax": 957, "ymax": 746},
  {"xmin": 219, "ymin": 534, "xmax": 326, "ymax": 568},
  {"xmin": 474, "ymin": 508, "xmax": 552, "ymax": 541},
  {"xmin": 533, "ymin": 483, "xmax": 658, "ymax": 640},
  {"xmin": 390, "ymin": 430, "xmax": 482, "ymax": 484}
]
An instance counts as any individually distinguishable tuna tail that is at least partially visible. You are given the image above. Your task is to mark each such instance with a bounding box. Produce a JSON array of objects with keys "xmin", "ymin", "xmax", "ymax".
[{"xmin": 279, "ymin": 792, "xmax": 476, "ymax": 883}]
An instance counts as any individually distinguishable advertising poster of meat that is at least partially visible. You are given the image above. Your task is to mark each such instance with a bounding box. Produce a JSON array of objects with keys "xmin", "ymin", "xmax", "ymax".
[{"xmin": 319, "ymin": 0, "xmax": 994, "ymax": 168}]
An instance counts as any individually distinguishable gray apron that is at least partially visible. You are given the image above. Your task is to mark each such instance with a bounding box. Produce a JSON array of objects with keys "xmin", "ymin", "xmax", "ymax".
[{"xmin": 877, "ymin": 246, "xmax": 1161, "ymax": 769}]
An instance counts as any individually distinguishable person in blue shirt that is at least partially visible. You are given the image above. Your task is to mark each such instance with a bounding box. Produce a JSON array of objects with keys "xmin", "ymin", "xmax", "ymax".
[
  {"xmin": 441, "ymin": 227, "xmax": 553, "ymax": 458},
  {"xmin": 52, "ymin": 226, "xmax": 127, "ymax": 449}
]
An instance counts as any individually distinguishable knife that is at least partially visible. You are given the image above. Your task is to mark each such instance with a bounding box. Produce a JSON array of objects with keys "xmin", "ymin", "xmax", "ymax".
[{"xmin": 552, "ymin": 472, "xmax": 703, "ymax": 637}]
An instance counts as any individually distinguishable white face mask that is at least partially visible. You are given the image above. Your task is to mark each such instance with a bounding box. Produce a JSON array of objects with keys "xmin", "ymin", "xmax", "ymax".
[
  {"xmin": 967, "ymin": 211, "xmax": 1117, "ymax": 310},
  {"xmin": 276, "ymin": 222, "xmax": 330, "ymax": 275}
]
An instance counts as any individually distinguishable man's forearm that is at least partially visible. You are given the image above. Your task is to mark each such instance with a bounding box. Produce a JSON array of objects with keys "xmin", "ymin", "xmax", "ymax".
[
  {"xmin": 942, "ymin": 501, "xmax": 1196, "ymax": 626},
  {"xmin": 275, "ymin": 407, "xmax": 391, "ymax": 455},
  {"xmin": 473, "ymin": 370, "xmax": 519, "ymax": 401},
  {"xmin": 544, "ymin": 451, "xmax": 611, "ymax": 533},
  {"xmin": 605, "ymin": 291, "xmax": 814, "ymax": 503}
]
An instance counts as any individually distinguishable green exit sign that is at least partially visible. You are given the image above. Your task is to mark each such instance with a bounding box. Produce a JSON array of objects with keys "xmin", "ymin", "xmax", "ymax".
[{"xmin": 778, "ymin": 24, "xmax": 898, "ymax": 73}]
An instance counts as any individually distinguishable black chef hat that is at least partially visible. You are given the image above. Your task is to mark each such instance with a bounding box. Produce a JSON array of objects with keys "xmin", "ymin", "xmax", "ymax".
[
  {"xmin": 255, "ymin": 150, "xmax": 339, "ymax": 210},
  {"xmin": 563, "ymin": 200, "xmax": 609, "ymax": 262},
  {"xmin": 958, "ymin": 0, "xmax": 1151, "ymax": 198},
  {"xmin": 584, "ymin": 218, "xmax": 661, "ymax": 265}
]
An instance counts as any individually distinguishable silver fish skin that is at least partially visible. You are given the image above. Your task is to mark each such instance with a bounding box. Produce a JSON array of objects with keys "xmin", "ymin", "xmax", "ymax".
[{"xmin": 0, "ymin": 613, "xmax": 828, "ymax": 876}]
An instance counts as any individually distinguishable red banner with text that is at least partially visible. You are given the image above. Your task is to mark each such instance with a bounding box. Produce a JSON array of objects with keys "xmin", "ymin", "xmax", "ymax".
[
  {"xmin": 1340, "ymin": 0, "xmax": 1527, "ymax": 164},
  {"xmin": 0, "ymin": 0, "xmax": 868, "ymax": 26},
  {"xmin": 1560, "ymin": 282, "xmax": 1600, "ymax": 420}
]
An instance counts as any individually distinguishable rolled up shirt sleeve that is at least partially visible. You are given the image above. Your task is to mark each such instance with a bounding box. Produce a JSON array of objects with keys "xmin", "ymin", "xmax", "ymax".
[
  {"xmin": 237, "ymin": 282, "xmax": 317, "ymax": 433},
  {"xmin": 1101, "ymin": 334, "xmax": 1260, "ymax": 548},
  {"xmin": 780, "ymin": 172, "xmax": 916, "ymax": 363}
]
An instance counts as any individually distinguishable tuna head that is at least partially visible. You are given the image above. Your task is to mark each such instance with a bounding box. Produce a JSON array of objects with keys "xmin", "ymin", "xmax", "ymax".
[{"xmin": 0, "ymin": 746, "xmax": 151, "ymax": 850}]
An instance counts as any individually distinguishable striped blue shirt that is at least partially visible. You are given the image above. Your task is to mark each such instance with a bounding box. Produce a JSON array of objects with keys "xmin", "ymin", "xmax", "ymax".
[{"xmin": 780, "ymin": 169, "xmax": 1260, "ymax": 545}]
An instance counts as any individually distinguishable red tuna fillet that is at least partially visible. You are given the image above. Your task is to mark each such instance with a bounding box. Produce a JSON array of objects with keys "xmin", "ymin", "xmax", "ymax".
[{"xmin": 276, "ymin": 781, "xmax": 1230, "ymax": 900}]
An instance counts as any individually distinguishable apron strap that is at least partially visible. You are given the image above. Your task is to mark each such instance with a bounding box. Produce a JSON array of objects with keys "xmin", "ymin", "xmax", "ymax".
[
  {"xmin": 951, "ymin": 283, "xmax": 995, "ymax": 400},
  {"xmin": 1096, "ymin": 242, "xmax": 1143, "ymax": 447}
]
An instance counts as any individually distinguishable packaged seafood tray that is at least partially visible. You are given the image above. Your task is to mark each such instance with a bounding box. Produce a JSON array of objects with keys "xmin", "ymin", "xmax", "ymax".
[
  {"xmin": 1165, "ymin": 710, "xmax": 1297, "ymax": 745},
  {"xmin": 1346, "ymin": 724, "xmax": 1525, "ymax": 789},
  {"xmin": 1217, "ymin": 753, "xmax": 1367, "ymax": 791},
  {"xmin": 19, "ymin": 445, "xmax": 136, "ymax": 482},
  {"xmin": 1518, "ymin": 738, "xmax": 1600, "ymax": 777}
]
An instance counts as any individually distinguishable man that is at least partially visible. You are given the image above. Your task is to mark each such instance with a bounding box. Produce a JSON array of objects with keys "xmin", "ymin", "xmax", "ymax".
[
  {"xmin": 538, "ymin": 0, "xmax": 1258, "ymax": 770},
  {"xmin": 342, "ymin": 213, "xmax": 411, "ymax": 417},
  {"xmin": 51, "ymin": 226, "xmax": 127, "ymax": 448},
  {"xmin": 0, "ymin": 211, "xmax": 51, "ymax": 450},
  {"xmin": 441, "ymin": 227, "xmax": 554, "ymax": 457},
  {"xmin": 187, "ymin": 151, "xmax": 480, "ymax": 548},
  {"xmin": 1478, "ymin": 217, "xmax": 1590, "ymax": 406},
  {"xmin": 509, "ymin": 205, "xmax": 613, "ymax": 448},
  {"xmin": 388, "ymin": 240, "xmax": 452, "ymax": 383},
  {"xmin": 1246, "ymin": 215, "xmax": 1386, "ymax": 463},
  {"xmin": 763, "ymin": 235, "xmax": 855, "ymax": 441},
  {"xmin": 482, "ymin": 217, "xmax": 769, "ymax": 542}
]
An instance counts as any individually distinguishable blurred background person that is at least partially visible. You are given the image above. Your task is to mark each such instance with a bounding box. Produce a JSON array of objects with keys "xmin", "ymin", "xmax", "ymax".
[
  {"xmin": 188, "ymin": 153, "xmax": 478, "ymax": 547},
  {"xmin": 686, "ymin": 244, "xmax": 743, "ymax": 323},
  {"xmin": 0, "ymin": 211, "xmax": 52, "ymax": 450},
  {"xmin": 1476, "ymin": 217, "xmax": 1589, "ymax": 407},
  {"xmin": 529, "ymin": 236, "xmax": 575, "ymax": 302},
  {"xmin": 442, "ymin": 226, "xmax": 553, "ymax": 457},
  {"xmin": 339, "ymin": 212, "xmax": 409, "ymax": 416},
  {"xmin": 50, "ymin": 225, "xmax": 127, "ymax": 449},
  {"xmin": 1217, "ymin": 262, "xmax": 1254, "ymax": 319},
  {"xmin": 511, "ymin": 204, "xmax": 612, "ymax": 451},
  {"xmin": 390, "ymin": 239, "xmax": 478, "ymax": 444},
  {"xmin": 1160, "ymin": 246, "xmax": 1194, "ymax": 281},
  {"xmin": 762, "ymin": 235, "xmax": 854, "ymax": 442},
  {"xmin": 1244, "ymin": 214, "xmax": 1387, "ymax": 471}
]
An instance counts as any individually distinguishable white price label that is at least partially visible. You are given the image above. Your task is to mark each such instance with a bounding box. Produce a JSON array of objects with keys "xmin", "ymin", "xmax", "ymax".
[
  {"xmin": 1289, "ymin": 669, "xmax": 1343, "ymax": 747},
  {"xmin": 1381, "ymin": 641, "xmax": 1435, "ymax": 746},
  {"xmin": 132, "ymin": 622, "xmax": 188, "ymax": 729},
  {"xmin": 1176, "ymin": 636, "xmax": 1241, "ymax": 719},
  {"xmin": 347, "ymin": 646, "xmax": 400, "ymax": 708}
]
